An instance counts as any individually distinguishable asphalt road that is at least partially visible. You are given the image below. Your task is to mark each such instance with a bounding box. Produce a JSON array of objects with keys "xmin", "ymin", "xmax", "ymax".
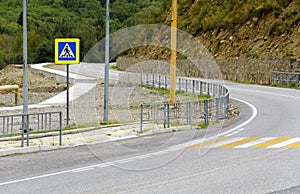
[{"xmin": 0, "ymin": 82, "xmax": 300, "ymax": 193}]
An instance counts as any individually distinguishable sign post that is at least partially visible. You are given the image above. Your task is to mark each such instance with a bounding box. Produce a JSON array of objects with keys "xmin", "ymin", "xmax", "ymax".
[{"xmin": 55, "ymin": 38, "xmax": 80, "ymax": 127}]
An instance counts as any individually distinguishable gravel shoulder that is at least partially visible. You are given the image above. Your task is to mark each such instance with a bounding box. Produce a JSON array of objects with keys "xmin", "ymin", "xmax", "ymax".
[
  {"xmin": 0, "ymin": 64, "xmax": 239, "ymax": 126},
  {"xmin": 0, "ymin": 65, "xmax": 66, "ymax": 107}
]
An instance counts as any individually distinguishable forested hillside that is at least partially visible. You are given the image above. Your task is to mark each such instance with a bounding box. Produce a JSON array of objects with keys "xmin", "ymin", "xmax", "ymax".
[
  {"xmin": 0, "ymin": 0, "xmax": 169, "ymax": 69},
  {"xmin": 1, "ymin": 0, "xmax": 300, "ymax": 70}
]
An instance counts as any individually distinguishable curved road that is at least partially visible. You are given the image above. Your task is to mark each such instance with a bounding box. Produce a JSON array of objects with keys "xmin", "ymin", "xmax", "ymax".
[{"xmin": 0, "ymin": 81, "xmax": 300, "ymax": 193}]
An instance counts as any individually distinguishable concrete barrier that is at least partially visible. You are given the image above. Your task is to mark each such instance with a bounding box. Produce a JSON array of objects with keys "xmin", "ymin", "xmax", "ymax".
[{"xmin": 0, "ymin": 85, "xmax": 20, "ymax": 105}]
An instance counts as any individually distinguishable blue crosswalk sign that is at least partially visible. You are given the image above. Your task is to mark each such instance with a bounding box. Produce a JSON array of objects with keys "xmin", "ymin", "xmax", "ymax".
[{"xmin": 55, "ymin": 38, "xmax": 80, "ymax": 64}]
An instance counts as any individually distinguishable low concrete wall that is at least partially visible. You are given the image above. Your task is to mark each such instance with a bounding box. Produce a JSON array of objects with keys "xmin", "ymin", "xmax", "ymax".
[
  {"xmin": 119, "ymin": 72, "xmax": 142, "ymax": 85},
  {"xmin": 117, "ymin": 56, "xmax": 298, "ymax": 85}
]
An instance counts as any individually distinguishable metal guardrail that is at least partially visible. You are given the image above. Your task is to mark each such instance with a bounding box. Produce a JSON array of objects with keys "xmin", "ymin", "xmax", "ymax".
[
  {"xmin": 0, "ymin": 111, "xmax": 62, "ymax": 147},
  {"xmin": 140, "ymin": 74, "xmax": 229, "ymax": 132},
  {"xmin": 272, "ymin": 71, "xmax": 300, "ymax": 88}
]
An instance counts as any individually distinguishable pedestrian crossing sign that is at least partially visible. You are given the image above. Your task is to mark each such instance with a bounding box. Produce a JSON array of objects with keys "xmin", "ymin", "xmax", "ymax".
[{"xmin": 55, "ymin": 38, "xmax": 80, "ymax": 64}]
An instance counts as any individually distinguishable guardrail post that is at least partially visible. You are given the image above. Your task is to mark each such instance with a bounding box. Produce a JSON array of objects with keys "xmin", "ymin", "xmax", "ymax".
[
  {"xmin": 186, "ymin": 102, "xmax": 189, "ymax": 125},
  {"xmin": 146, "ymin": 74, "xmax": 149, "ymax": 86},
  {"xmin": 287, "ymin": 73, "xmax": 291, "ymax": 87},
  {"xmin": 207, "ymin": 83, "xmax": 210, "ymax": 96},
  {"xmin": 158, "ymin": 75, "xmax": 161, "ymax": 88},
  {"xmin": 225, "ymin": 94, "xmax": 229, "ymax": 118},
  {"xmin": 216, "ymin": 98, "xmax": 219, "ymax": 120},
  {"xmin": 59, "ymin": 112, "xmax": 62, "ymax": 146},
  {"xmin": 26, "ymin": 114, "xmax": 29, "ymax": 147},
  {"xmin": 279, "ymin": 73, "xmax": 282, "ymax": 86},
  {"xmin": 163, "ymin": 104, "xmax": 166, "ymax": 128},
  {"xmin": 204, "ymin": 100, "xmax": 209, "ymax": 125},
  {"xmin": 165, "ymin": 76, "xmax": 167, "ymax": 89},
  {"xmin": 185, "ymin": 79, "xmax": 188, "ymax": 92},
  {"xmin": 167, "ymin": 103, "xmax": 170, "ymax": 128},
  {"xmin": 187, "ymin": 102, "xmax": 192, "ymax": 125},
  {"xmin": 140, "ymin": 104, "xmax": 143, "ymax": 133},
  {"xmin": 179, "ymin": 78, "xmax": 181, "ymax": 91},
  {"xmin": 296, "ymin": 74, "xmax": 299, "ymax": 88},
  {"xmin": 192, "ymin": 80, "xmax": 195, "ymax": 95},
  {"xmin": 200, "ymin": 81, "xmax": 203, "ymax": 95},
  {"xmin": 152, "ymin": 74, "xmax": 155, "ymax": 87},
  {"xmin": 21, "ymin": 115, "xmax": 24, "ymax": 147}
]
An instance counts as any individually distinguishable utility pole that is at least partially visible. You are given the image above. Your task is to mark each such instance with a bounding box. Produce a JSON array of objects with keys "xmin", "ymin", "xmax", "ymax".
[
  {"xmin": 170, "ymin": 0, "xmax": 177, "ymax": 103},
  {"xmin": 103, "ymin": 0, "xmax": 110, "ymax": 124}
]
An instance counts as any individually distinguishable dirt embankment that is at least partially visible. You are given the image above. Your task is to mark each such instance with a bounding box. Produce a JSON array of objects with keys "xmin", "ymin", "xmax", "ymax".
[{"xmin": 0, "ymin": 65, "xmax": 66, "ymax": 106}]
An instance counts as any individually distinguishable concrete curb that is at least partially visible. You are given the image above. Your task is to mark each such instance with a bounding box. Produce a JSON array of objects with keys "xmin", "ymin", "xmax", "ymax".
[
  {"xmin": 0, "ymin": 124, "xmax": 195, "ymax": 157},
  {"xmin": 30, "ymin": 63, "xmax": 97, "ymax": 84}
]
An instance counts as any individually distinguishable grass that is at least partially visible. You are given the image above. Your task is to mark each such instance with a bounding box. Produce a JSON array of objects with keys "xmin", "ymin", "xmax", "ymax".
[
  {"xmin": 144, "ymin": 85, "xmax": 170, "ymax": 95},
  {"xmin": 271, "ymin": 82, "xmax": 299, "ymax": 89},
  {"xmin": 197, "ymin": 94, "xmax": 211, "ymax": 100},
  {"xmin": 196, "ymin": 123, "xmax": 209, "ymax": 129},
  {"xmin": 100, "ymin": 120, "xmax": 119, "ymax": 125},
  {"xmin": 110, "ymin": 65, "xmax": 118, "ymax": 70},
  {"xmin": 0, "ymin": 102, "xmax": 14, "ymax": 107},
  {"xmin": 143, "ymin": 85, "xmax": 212, "ymax": 100}
]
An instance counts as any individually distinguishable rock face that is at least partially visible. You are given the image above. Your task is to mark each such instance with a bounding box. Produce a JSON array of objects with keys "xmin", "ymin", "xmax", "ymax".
[
  {"xmin": 117, "ymin": 56, "xmax": 298, "ymax": 85},
  {"xmin": 124, "ymin": 1, "xmax": 300, "ymax": 76}
]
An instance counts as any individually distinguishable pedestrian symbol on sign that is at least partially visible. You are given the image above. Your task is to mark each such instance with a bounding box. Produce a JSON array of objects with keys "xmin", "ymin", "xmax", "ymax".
[{"xmin": 59, "ymin": 43, "xmax": 75, "ymax": 58}]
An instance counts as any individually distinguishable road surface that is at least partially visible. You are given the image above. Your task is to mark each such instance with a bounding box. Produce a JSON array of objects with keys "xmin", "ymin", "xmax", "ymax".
[{"xmin": 0, "ymin": 82, "xmax": 300, "ymax": 193}]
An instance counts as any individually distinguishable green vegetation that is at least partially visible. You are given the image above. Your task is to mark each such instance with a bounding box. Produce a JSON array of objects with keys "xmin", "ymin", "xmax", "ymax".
[
  {"xmin": 2, "ymin": 0, "xmax": 295, "ymax": 69},
  {"xmin": 0, "ymin": 101, "xmax": 14, "ymax": 107},
  {"xmin": 101, "ymin": 120, "xmax": 119, "ymax": 125},
  {"xmin": 271, "ymin": 82, "xmax": 300, "ymax": 89},
  {"xmin": 144, "ymin": 85, "xmax": 170, "ymax": 95},
  {"xmin": 110, "ymin": 65, "xmax": 118, "ymax": 70},
  {"xmin": 143, "ymin": 85, "xmax": 211, "ymax": 100},
  {"xmin": 175, "ymin": 0, "xmax": 294, "ymax": 35},
  {"xmin": 0, "ymin": 0, "xmax": 169, "ymax": 69},
  {"xmin": 196, "ymin": 123, "xmax": 209, "ymax": 129}
]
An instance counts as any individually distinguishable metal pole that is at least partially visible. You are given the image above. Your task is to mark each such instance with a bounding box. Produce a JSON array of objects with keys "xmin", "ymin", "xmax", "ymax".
[
  {"xmin": 204, "ymin": 100, "xmax": 209, "ymax": 125},
  {"xmin": 170, "ymin": 0, "xmax": 177, "ymax": 103},
  {"xmin": 22, "ymin": 0, "xmax": 28, "ymax": 114},
  {"xmin": 21, "ymin": 115, "xmax": 24, "ymax": 147},
  {"xmin": 59, "ymin": 112, "xmax": 62, "ymax": 146},
  {"xmin": 66, "ymin": 64, "xmax": 70, "ymax": 127},
  {"xmin": 140, "ymin": 104, "xmax": 143, "ymax": 133},
  {"xmin": 103, "ymin": 0, "xmax": 110, "ymax": 124},
  {"xmin": 26, "ymin": 115, "xmax": 29, "ymax": 147}
]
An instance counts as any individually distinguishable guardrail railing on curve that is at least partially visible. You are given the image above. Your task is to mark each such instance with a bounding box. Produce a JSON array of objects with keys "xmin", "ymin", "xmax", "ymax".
[
  {"xmin": 272, "ymin": 71, "xmax": 300, "ymax": 88},
  {"xmin": 140, "ymin": 74, "xmax": 229, "ymax": 132}
]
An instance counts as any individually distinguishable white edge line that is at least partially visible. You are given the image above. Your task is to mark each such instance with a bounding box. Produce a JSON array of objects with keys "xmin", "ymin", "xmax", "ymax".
[
  {"xmin": 182, "ymin": 97, "xmax": 258, "ymax": 148},
  {"xmin": 218, "ymin": 97, "xmax": 257, "ymax": 137}
]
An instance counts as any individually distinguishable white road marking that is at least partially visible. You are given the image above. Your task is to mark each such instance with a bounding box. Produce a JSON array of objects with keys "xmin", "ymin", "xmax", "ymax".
[
  {"xmin": 229, "ymin": 87, "xmax": 300, "ymax": 100},
  {"xmin": 219, "ymin": 97, "xmax": 257, "ymax": 137},
  {"xmin": 267, "ymin": 137, "xmax": 300, "ymax": 148},
  {"xmin": 234, "ymin": 137, "xmax": 277, "ymax": 148},
  {"xmin": 204, "ymin": 137, "xmax": 247, "ymax": 148},
  {"xmin": 72, "ymin": 168, "xmax": 94, "ymax": 173}
]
